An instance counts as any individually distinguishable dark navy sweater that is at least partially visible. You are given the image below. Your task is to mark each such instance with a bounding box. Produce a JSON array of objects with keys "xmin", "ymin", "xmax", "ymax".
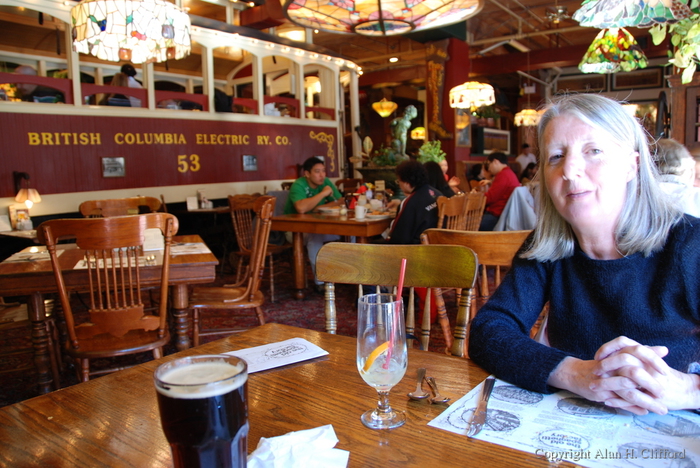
[{"xmin": 469, "ymin": 215, "xmax": 700, "ymax": 394}]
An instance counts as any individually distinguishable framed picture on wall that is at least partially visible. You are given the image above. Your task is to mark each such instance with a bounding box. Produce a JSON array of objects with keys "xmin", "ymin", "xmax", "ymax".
[
  {"xmin": 612, "ymin": 68, "xmax": 663, "ymax": 90},
  {"xmin": 483, "ymin": 128, "xmax": 511, "ymax": 155},
  {"xmin": 556, "ymin": 74, "xmax": 607, "ymax": 93},
  {"xmin": 455, "ymin": 109, "xmax": 471, "ymax": 147}
]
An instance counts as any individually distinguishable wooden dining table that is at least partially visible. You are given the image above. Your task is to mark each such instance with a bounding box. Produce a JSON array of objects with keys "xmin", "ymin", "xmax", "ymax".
[
  {"xmin": 0, "ymin": 323, "xmax": 572, "ymax": 467},
  {"xmin": 271, "ymin": 212, "xmax": 392, "ymax": 299},
  {"xmin": 0, "ymin": 234, "xmax": 217, "ymax": 394}
]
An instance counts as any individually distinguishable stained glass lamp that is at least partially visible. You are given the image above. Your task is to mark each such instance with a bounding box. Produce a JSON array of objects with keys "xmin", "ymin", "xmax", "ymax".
[
  {"xmin": 514, "ymin": 109, "xmax": 540, "ymax": 127},
  {"xmin": 579, "ymin": 28, "xmax": 648, "ymax": 73},
  {"xmin": 449, "ymin": 82, "xmax": 495, "ymax": 110},
  {"xmin": 573, "ymin": 0, "xmax": 694, "ymax": 29},
  {"xmin": 71, "ymin": 0, "xmax": 192, "ymax": 64},
  {"xmin": 372, "ymin": 98, "xmax": 398, "ymax": 117},
  {"xmin": 283, "ymin": 0, "xmax": 483, "ymax": 36}
]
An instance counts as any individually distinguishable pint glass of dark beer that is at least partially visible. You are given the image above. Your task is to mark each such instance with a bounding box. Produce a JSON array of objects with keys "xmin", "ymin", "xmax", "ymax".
[{"xmin": 154, "ymin": 355, "xmax": 248, "ymax": 468}]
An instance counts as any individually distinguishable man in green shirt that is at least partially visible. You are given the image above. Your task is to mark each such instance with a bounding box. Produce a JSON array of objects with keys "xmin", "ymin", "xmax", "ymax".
[{"xmin": 284, "ymin": 156, "xmax": 343, "ymax": 291}]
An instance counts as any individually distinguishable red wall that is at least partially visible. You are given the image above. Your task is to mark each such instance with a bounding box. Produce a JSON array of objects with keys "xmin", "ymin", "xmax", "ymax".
[{"xmin": 1, "ymin": 113, "xmax": 339, "ymax": 196}]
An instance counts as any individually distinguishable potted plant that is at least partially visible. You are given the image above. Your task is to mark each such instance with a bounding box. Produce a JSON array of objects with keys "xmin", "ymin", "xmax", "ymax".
[{"xmin": 416, "ymin": 140, "xmax": 446, "ymax": 164}]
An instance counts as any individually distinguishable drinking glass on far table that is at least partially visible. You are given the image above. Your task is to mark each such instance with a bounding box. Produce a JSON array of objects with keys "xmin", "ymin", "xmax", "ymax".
[
  {"xmin": 357, "ymin": 293, "xmax": 408, "ymax": 429},
  {"xmin": 154, "ymin": 355, "xmax": 249, "ymax": 468}
]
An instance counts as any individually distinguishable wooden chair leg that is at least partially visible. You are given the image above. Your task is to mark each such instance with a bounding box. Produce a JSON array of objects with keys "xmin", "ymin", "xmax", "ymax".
[
  {"xmin": 324, "ymin": 283, "xmax": 337, "ymax": 334},
  {"xmin": 46, "ymin": 321, "xmax": 61, "ymax": 390},
  {"xmin": 254, "ymin": 307, "xmax": 265, "ymax": 326},
  {"xmin": 153, "ymin": 347, "xmax": 163, "ymax": 359},
  {"xmin": 420, "ymin": 289, "xmax": 431, "ymax": 351},
  {"xmin": 193, "ymin": 310, "xmax": 201, "ymax": 347},
  {"xmin": 77, "ymin": 358, "xmax": 89, "ymax": 382},
  {"xmin": 268, "ymin": 254, "xmax": 275, "ymax": 303}
]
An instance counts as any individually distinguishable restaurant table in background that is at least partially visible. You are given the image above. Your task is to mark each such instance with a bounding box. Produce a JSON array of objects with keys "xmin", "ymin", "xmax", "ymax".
[
  {"xmin": 0, "ymin": 234, "xmax": 217, "ymax": 394},
  {"xmin": 493, "ymin": 185, "xmax": 537, "ymax": 232},
  {"xmin": 172, "ymin": 206, "xmax": 234, "ymax": 268},
  {"xmin": 271, "ymin": 213, "xmax": 392, "ymax": 299},
  {"xmin": 0, "ymin": 324, "xmax": 573, "ymax": 467}
]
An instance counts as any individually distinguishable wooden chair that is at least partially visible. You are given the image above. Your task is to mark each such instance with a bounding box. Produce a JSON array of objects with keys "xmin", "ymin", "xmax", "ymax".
[
  {"xmin": 189, "ymin": 196, "xmax": 275, "ymax": 346},
  {"xmin": 421, "ymin": 228, "xmax": 532, "ymax": 321},
  {"xmin": 316, "ymin": 242, "xmax": 478, "ymax": 357},
  {"xmin": 229, "ymin": 194, "xmax": 290, "ymax": 303},
  {"xmin": 36, "ymin": 213, "xmax": 178, "ymax": 382},
  {"xmin": 335, "ymin": 178, "xmax": 363, "ymax": 195},
  {"xmin": 464, "ymin": 191, "xmax": 487, "ymax": 231},
  {"xmin": 436, "ymin": 194, "xmax": 469, "ymax": 230},
  {"xmin": 79, "ymin": 196, "xmax": 162, "ymax": 218}
]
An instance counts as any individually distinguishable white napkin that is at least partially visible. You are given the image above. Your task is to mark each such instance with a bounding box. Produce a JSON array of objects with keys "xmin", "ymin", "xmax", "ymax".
[{"xmin": 247, "ymin": 424, "xmax": 349, "ymax": 468}]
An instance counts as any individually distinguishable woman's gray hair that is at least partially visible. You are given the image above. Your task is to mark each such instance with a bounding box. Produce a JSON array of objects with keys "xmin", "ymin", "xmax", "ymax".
[{"xmin": 522, "ymin": 94, "xmax": 682, "ymax": 261}]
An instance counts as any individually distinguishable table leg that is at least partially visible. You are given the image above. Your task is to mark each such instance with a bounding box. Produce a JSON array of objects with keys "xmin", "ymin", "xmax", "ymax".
[
  {"xmin": 28, "ymin": 292, "xmax": 53, "ymax": 395},
  {"xmin": 171, "ymin": 285, "xmax": 191, "ymax": 350},
  {"xmin": 292, "ymin": 232, "xmax": 306, "ymax": 300}
]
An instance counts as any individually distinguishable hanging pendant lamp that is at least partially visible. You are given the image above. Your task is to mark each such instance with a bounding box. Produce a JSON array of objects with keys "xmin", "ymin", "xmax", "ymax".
[
  {"xmin": 449, "ymin": 82, "xmax": 495, "ymax": 110},
  {"xmin": 283, "ymin": 0, "xmax": 483, "ymax": 36},
  {"xmin": 579, "ymin": 28, "xmax": 648, "ymax": 73},
  {"xmin": 372, "ymin": 98, "xmax": 398, "ymax": 117},
  {"xmin": 71, "ymin": 0, "xmax": 192, "ymax": 64},
  {"xmin": 514, "ymin": 109, "xmax": 540, "ymax": 127}
]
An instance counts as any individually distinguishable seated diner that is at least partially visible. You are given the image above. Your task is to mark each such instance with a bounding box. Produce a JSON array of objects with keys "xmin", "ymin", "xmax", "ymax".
[{"xmin": 469, "ymin": 94, "xmax": 700, "ymax": 416}]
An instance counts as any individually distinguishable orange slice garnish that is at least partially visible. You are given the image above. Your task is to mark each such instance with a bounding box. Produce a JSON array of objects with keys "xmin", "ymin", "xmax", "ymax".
[{"xmin": 363, "ymin": 341, "xmax": 390, "ymax": 372}]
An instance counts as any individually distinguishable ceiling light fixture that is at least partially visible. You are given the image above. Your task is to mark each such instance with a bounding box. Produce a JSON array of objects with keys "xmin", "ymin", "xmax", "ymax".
[
  {"xmin": 372, "ymin": 98, "xmax": 398, "ymax": 118},
  {"xmin": 283, "ymin": 0, "xmax": 482, "ymax": 36},
  {"xmin": 514, "ymin": 53, "xmax": 540, "ymax": 127},
  {"xmin": 573, "ymin": 0, "xmax": 691, "ymax": 28},
  {"xmin": 579, "ymin": 28, "xmax": 648, "ymax": 73},
  {"xmin": 449, "ymin": 82, "xmax": 495, "ymax": 110},
  {"xmin": 71, "ymin": 0, "xmax": 191, "ymax": 64}
]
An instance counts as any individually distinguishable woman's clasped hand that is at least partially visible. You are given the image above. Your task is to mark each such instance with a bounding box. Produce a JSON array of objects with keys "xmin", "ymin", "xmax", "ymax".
[{"xmin": 550, "ymin": 336, "xmax": 700, "ymax": 415}]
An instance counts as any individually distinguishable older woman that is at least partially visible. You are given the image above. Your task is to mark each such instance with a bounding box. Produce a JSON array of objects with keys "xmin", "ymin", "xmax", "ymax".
[{"xmin": 469, "ymin": 94, "xmax": 700, "ymax": 416}]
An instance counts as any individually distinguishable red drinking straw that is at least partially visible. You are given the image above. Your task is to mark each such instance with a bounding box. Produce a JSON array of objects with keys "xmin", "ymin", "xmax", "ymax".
[{"xmin": 384, "ymin": 258, "xmax": 407, "ymax": 369}]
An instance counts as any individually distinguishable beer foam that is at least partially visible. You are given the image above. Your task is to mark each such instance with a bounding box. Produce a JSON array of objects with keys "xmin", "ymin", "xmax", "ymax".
[{"xmin": 156, "ymin": 361, "xmax": 247, "ymax": 399}]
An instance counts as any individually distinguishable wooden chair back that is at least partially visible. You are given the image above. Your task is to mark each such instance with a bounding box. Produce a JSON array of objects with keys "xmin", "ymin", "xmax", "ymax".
[
  {"xmin": 437, "ymin": 194, "xmax": 469, "ymax": 230},
  {"xmin": 79, "ymin": 196, "xmax": 162, "ymax": 218},
  {"xmin": 231, "ymin": 196, "xmax": 275, "ymax": 299},
  {"xmin": 229, "ymin": 194, "xmax": 263, "ymax": 257},
  {"xmin": 316, "ymin": 242, "xmax": 477, "ymax": 357},
  {"xmin": 36, "ymin": 213, "xmax": 178, "ymax": 381},
  {"xmin": 464, "ymin": 191, "xmax": 486, "ymax": 231},
  {"xmin": 189, "ymin": 196, "xmax": 275, "ymax": 345},
  {"xmin": 421, "ymin": 227, "xmax": 531, "ymax": 297},
  {"xmin": 335, "ymin": 178, "xmax": 363, "ymax": 195}
]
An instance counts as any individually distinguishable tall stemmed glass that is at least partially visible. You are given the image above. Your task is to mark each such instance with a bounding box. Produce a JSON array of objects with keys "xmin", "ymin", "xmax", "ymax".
[{"xmin": 357, "ymin": 293, "xmax": 408, "ymax": 430}]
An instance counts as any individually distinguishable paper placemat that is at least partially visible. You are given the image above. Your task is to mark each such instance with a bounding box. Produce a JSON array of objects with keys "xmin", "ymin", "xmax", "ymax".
[
  {"xmin": 429, "ymin": 377, "xmax": 700, "ymax": 467},
  {"xmin": 225, "ymin": 338, "xmax": 329, "ymax": 373},
  {"xmin": 171, "ymin": 242, "xmax": 212, "ymax": 256}
]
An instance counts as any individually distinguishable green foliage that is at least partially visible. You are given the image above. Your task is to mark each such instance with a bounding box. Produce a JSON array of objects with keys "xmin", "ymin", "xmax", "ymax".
[
  {"xmin": 416, "ymin": 140, "xmax": 446, "ymax": 164},
  {"xmin": 651, "ymin": 16, "xmax": 700, "ymax": 83},
  {"xmin": 369, "ymin": 145, "xmax": 408, "ymax": 167}
]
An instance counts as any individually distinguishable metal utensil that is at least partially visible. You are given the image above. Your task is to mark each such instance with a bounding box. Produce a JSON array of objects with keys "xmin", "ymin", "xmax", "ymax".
[
  {"xmin": 467, "ymin": 376, "xmax": 495, "ymax": 437},
  {"xmin": 407, "ymin": 368, "xmax": 429, "ymax": 400},
  {"xmin": 425, "ymin": 376, "xmax": 450, "ymax": 404}
]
